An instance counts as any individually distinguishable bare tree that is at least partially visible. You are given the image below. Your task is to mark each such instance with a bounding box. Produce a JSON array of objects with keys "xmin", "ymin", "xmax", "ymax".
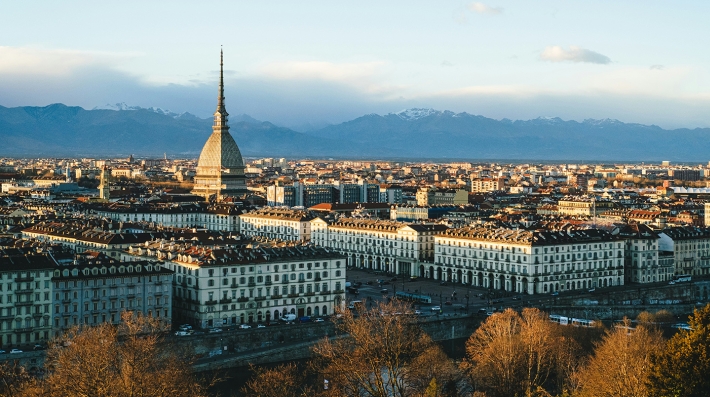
[
  {"xmin": 574, "ymin": 319, "xmax": 664, "ymax": 397},
  {"xmin": 39, "ymin": 311, "xmax": 208, "ymax": 397},
  {"xmin": 312, "ymin": 300, "xmax": 462, "ymax": 397},
  {"xmin": 241, "ymin": 362, "xmax": 315, "ymax": 397}
]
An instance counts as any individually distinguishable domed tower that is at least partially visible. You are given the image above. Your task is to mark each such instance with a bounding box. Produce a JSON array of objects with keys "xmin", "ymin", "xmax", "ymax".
[{"xmin": 192, "ymin": 49, "xmax": 248, "ymax": 201}]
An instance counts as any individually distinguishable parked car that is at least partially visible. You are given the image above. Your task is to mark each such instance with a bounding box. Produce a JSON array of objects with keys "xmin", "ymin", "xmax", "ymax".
[
  {"xmin": 381, "ymin": 289, "xmax": 389, "ymax": 294},
  {"xmin": 175, "ymin": 330, "xmax": 190, "ymax": 336},
  {"xmin": 444, "ymin": 301, "xmax": 452, "ymax": 305},
  {"xmin": 239, "ymin": 324, "xmax": 251, "ymax": 329},
  {"xmin": 414, "ymin": 310, "xmax": 422, "ymax": 315},
  {"xmin": 430, "ymin": 305, "xmax": 441, "ymax": 312},
  {"xmin": 10, "ymin": 349, "xmax": 22, "ymax": 354},
  {"xmin": 208, "ymin": 328, "xmax": 223, "ymax": 333},
  {"xmin": 551, "ymin": 291, "xmax": 559, "ymax": 296},
  {"xmin": 0, "ymin": 350, "xmax": 6, "ymax": 354},
  {"xmin": 314, "ymin": 318, "xmax": 325, "ymax": 323},
  {"xmin": 257, "ymin": 324, "xmax": 266, "ymax": 328}
]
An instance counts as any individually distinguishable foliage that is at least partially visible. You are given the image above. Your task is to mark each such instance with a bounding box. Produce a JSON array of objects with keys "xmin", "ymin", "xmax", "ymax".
[
  {"xmin": 574, "ymin": 319, "xmax": 664, "ymax": 397},
  {"xmin": 312, "ymin": 300, "xmax": 464, "ymax": 397},
  {"xmin": 648, "ymin": 305, "xmax": 710, "ymax": 397}
]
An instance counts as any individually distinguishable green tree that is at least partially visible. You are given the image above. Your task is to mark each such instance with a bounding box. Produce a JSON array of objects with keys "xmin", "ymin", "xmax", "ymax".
[{"xmin": 648, "ymin": 304, "xmax": 710, "ymax": 397}]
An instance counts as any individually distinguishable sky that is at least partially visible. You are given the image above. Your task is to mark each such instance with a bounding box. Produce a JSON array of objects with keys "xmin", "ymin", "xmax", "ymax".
[{"xmin": 2, "ymin": 1, "xmax": 710, "ymax": 130}]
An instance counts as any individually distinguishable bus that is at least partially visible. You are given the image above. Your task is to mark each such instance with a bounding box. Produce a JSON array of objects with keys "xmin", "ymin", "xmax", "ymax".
[
  {"xmin": 674, "ymin": 274, "xmax": 692, "ymax": 283},
  {"xmin": 395, "ymin": 291, "xmax": 432, "ymax": 304}
]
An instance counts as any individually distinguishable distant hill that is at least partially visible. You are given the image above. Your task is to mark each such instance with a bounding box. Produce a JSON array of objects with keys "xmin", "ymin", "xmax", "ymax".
[{"xmin": 1, "ymin": 104, "xmax": 709, "ymax": 161}]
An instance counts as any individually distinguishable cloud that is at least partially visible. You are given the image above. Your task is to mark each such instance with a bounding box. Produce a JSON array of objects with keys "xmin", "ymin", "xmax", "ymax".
[
  {"xmin": 468, "ymin": 2, "xmax": 503, "ymax": 15},
  {"xmin": 650, "ymin": 64, "xmax": 664, "ymax": 70},
  {"xmin": 540, "ymin": 46, "xmax": 611, "ymax": 64},
  {"xmin": 260, "ymin": 61, "xmax": 386, "ymax": 82},
  {"xmin": 441, "ymin": 61, "xmax": 453, "ymax": 67},
  {"xmin": 0, "ymin": 46, "xmax": 135, "ymax": 76}
]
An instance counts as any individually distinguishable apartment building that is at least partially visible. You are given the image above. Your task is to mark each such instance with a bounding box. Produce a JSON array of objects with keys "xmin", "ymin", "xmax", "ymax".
[
  {"xmin": 0, "ymin": 250, "xmax": 55, "ymax": 347},
  {"xmin": 659, "ymin": 226, "xmax": 710, "ymax": 276},
  {"xmin": 311, "ymin": 217, "xmax": 448, "ymax": 276},
  {"xmin": 131, "ymin": 244, "xmax": 345, "ymax": 328},
  {"xmin": 239, "ymin": 208, "xmax": 315, "ymax": 242},
  {"xmin": 618, "ymin": 224, "xmax": 673, "ymax": 284},
  {"xmin": 92, "ymin": 203, "xmax": 242, "ymax": 231},
  {"xmin": 433, "ymin": 226, "xmax": 624, "ymax": 295},
  {"xmin": 51, "ymin": 259, "xmax": 173, "ymax": 332},
  {"xmin": 470, "ymin": 178, "xmax": 505, "ymax": 193},
  {"xmin": 557, "ymin": 196, "xmax": 615, "ymax": 216}
]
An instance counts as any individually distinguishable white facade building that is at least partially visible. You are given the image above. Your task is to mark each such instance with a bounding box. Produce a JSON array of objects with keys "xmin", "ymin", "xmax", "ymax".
[
  {"xmin": 239, "ymin": 208, "xmax": 315, "ymax": 242},
  {"xmin": 433, "ymin": 227, "xmax": 625, "ymax": 295}
]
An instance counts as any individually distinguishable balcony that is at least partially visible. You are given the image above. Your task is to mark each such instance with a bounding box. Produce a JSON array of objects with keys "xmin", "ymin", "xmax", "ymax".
[
  {"xmin": 254, "ymin": 296, "xmax": 266, "ymax": 301},
  {"xmin": 14, "ymin": 288, "xmax": 34, "ymax": 294},
  {"xmin": 270, "ymin": 294, "xmax": 282, "ymax": 299},
  {"xmin": 282, "ymin": 279, "xmax": 289, "ymax": 284},
  {"xmin": 333, "ymin": 289, "xmax": 345, "ymax": 294},
  {"xmin": 15, "ymin": 276, "xmax": 34, "ymax": 283},
  {"xmin": 304, "ymin": 292, "xmax": 315, "ymax": 297},
  {"xmin": 314, "ymin": 277, "xmax": 322, "ymax": 282},
  {"xmin": 219, "ymin": 298, "xmax": 232, "ymax": 304},
  {"xmin": 248, "ymin": 282, "xmax": 256, "ymax": 287},
  {"xmin": 13, "ymin": 327, "xmax": 33, "ymax": 333},
  {"xmin": 287, "ymin": 293, "xmax": 300, "ymax": 298},
  {"xmin": 16, "ymin": 301, "xmax": 33, "ymax": 306},
  {"xmin": 91, "ymin": 297, "xmax": 100, "ymax": 302},
  {"xmin": 320, "ymin": 291, "xmax": 330, "ymax": 295},
  {"xmin": 237, "ymin": 297, "xmax": 249, "ymax": 303},
  {"xmin": 230, "ymin": 284, "xmax": 239, "ymax": 289},
  {"xmin": 265, "ymin": 281, "xmax": 273, "ymax": 286},
  {"xmin": 205, "ymin": 300, "xmax": 218, "ymax": 305}
]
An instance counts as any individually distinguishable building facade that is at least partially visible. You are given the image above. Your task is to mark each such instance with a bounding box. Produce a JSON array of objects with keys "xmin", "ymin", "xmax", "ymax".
[
  {"xmin": 239, "ymin": 208, "xmax": 315, "ymax": 242},
  {"xmin": 433, "ymin": 227, "xmax": 625, "ymax": 295},
  {"xmin": 311, "ymin": 217, "xmax": 448, "ymax": 276},
  {"xmin": 659, "ymin": 226, "xmax": 710, "ymax": 276},
  {"xmin": 51, "ymin": 260, "xmax": 173, "ymax": 332}
]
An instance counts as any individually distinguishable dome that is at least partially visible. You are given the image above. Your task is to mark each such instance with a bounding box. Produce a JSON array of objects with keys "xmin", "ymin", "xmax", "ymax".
[{"xmin": 196, "ymin": 128, "xmax": 244, "ymax": 170}]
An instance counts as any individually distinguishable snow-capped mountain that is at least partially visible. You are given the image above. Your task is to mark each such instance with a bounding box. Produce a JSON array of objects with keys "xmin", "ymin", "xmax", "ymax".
[
  {"xmin": 93, "ymin": 103, "xmax": 188, "ymax": 119},
  {"xmin": 392, "ymin": 108, "xmax": 441, "ymax": 121}
]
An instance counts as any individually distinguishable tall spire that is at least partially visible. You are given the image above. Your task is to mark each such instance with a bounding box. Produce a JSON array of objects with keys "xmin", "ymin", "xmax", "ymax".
[
  {"xmin": 214, "ymin": 47, "xmax": 228, "ymax": 126},
  {"xmin": 219, "ymin": 47, "xmax": 224, "ymax": 110}
]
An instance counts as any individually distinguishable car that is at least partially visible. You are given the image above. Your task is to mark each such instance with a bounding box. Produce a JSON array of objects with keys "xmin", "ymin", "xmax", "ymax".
[
  {"xmin": 512, "ymin": 296, "xmax": 521, "ymax": 300},
  {"xmin": 257, "ymin": 324, "xmax": 266, "ymax": 328},
  {"xmin": 444, "ymin": 301, "xmax": 452, "ymax": 305},
  {"xmin": 33, "ymin": 344, "xmax": 45, "ymax": 350},
  {"xmin": 382, "ymin": 281, "xmax": 390, "ymax": 285},
  {"xmin": 0, "ymin": 350, "xmax": 5, "ymax": 354},
  {"xmin": 551, "ymin": 291, "xmax": 559, "ymax": 296},
  {"xmin": 239, "ymin": 324, "xmax": 252, "ymax": 329},
  {"xmin": 478, "ymin": 308, "xmax": 487, "ymax": 314},
  {"xmin": 381, "ymin": 289, "xmax": 389, "ymax": 294},
  {"xmin": 314, "ymin": 318, "xmax": 325, "ymax": 323},
  {"xmin": 178, "ymin": 324, "xmax": 192, "ymax": 331},
  {"xmin": 354, "ymin": 282, "xmax": 363, "ymax": 287},
  {"xmin": 588, "ymin": 288, "xmax": 596, "ymax": 293},
  {"xmin": 668, "ymin": 281, "xmax": 676, "ymax": 285},
  {"xmin": 414, "ymin": 310, "xmax": 422, "ymax": 315},
  {"xmin": 486, "ymin": 311, "xmax": 494, "ymax": 316},
  {"xmin": 10, "ymin": 349, "xmax": 22, "ymax": 354},
  {"xmin": 208, "ymin": 328, "xmax": 223, "ymax": 333},
  {"xmin": 430, "ymin": 305, "xmax": 441, "ymax": 312},
  {"xmin": 175, "ymin": 330, "xmax": 189, "ymax": 336}
]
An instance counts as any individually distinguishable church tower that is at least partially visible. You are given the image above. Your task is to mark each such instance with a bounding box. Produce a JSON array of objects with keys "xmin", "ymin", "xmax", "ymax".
[
  {"xmin": 191, "ymin": 49, "xmax": 248, "ymax": 201},
  {"xmin": 98, "ymin": 166, "xmax": 110, "ymax": 201}
]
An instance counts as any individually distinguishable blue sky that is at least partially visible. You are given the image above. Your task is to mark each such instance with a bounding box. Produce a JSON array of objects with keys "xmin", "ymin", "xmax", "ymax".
[{"xmin": 2, "ymin": 1, "xmax": 709, "ymax": 130}]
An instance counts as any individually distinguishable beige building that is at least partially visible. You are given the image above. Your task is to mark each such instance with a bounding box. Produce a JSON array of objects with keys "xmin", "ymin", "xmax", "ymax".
[
  {"xmin": 416, "ymin": 187, "xmax": 468, "ymax": 206},
  {"xmin": 470, "ymin": 178, "xmax": 504, "ymax": 193},
  {"xmin": 240, "ymin": 208, "xmax": 315, "ymax": 242},
  {"xmin": 557, "ymin": 196, "xmax": 614, "ymax": 216}
]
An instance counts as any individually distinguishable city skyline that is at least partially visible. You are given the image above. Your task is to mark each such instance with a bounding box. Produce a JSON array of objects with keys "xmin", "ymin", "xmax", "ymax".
[{"xmin": 3, "ymin": 1, "xmax": 710, "ymax": 130}]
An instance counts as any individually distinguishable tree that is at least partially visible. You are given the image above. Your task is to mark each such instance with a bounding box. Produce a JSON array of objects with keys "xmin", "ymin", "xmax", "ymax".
[
  {"xmin": 648, "ymin": 304, "xmax": 710, "ymax": 396},
  {"xmin": 241, "ymin": 362, "xmax": 315, "ymax": 397},
  {"xmin": 461, "ymin": 308, "xmax": 559, "ymax": 397},
  {"xmin": 37, "ymin": 312, "xmax": 208, "ymax": 397},
  {"xmin": 574, "ymin": 319, "xmax": 664, "ymax": 397},
  {"xmin": 312, "ymin": 300, "xmax": 462, "ymax": 397}
]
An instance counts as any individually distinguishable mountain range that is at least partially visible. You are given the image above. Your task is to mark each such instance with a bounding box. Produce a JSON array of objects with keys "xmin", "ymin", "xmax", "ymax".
[{"xmin": 1, "ymin": 104, "xmax": 708, "ymax": 161}]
